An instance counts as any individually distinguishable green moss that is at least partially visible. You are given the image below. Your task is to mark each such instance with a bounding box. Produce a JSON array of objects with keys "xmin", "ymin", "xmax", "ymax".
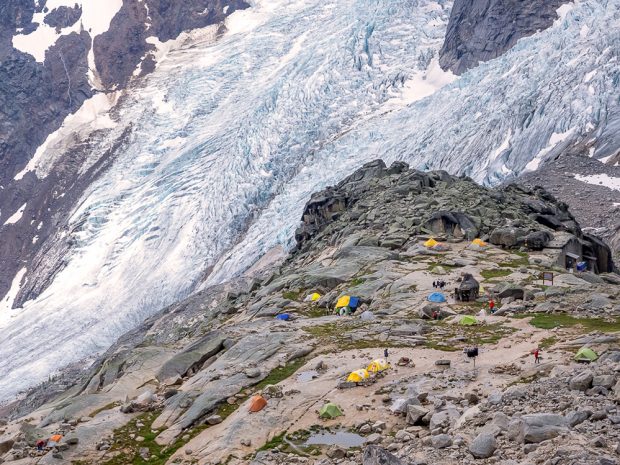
[
  {"xmin": 539, "ymin": 336, "xmax": 557, "ymax": 349},
  {"xmin": 303, "ymin": 322, "xmax": 410, "ymax": 350},
  {"xmin": 89, "ymin": 401, "xmax": 121, "ymax": 418},
  {"xmin": 302, "ymin": 306, "xmax": 327, "ymax": 318},
  {"xmin": 254, "ymin": 358, "xmax": 308, "ymax": 391},
  {"xmin": 498, "ymin": 255, "xmax": 529, "ymax": 268},
  {"xmin": 98, "ymin": 411, "xmax": 208, "ymax": 465},
  {"xmin": 424, "ymin": 322, "xmax": 516, "ymax": 351},
  {"xmin": 282, "ymin": 290, "xmax": 301, "ymax": 301},
  {"xmin": 480, "ymin": 269, "xmax": 513, "ymax": 279},
  {"xmin": 526, "ymin": 313, "xmax": 620, "ymax": 332},
  {"xmin": 350, "ymin": 277, "xmax": 366, "ymax": 286},
  {"xmin": 258, "ymin": 432, "xmax": 287, "ymax": 451}
]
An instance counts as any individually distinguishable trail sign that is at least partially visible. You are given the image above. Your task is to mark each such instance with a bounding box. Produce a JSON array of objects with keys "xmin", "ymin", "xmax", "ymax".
[{"xmin": 541, "ymin": 272, "xmax": 554, "ymax": 286}]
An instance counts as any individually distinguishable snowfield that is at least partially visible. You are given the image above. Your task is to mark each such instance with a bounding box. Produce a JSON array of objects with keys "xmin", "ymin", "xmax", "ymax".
[{"xmin": 0, "ymin": 0, "xmax": 619, "ymax": 401}]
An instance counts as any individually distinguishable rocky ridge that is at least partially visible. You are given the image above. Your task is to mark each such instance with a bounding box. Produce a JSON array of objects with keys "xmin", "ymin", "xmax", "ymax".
[{"xmin": 0, "ymin": 160, "xmax": 619, "ymax": 465}]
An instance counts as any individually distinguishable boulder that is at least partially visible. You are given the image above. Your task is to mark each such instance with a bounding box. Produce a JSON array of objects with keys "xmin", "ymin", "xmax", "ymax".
[
  {"xmin": 489, "ymin": 227, "xmax": 528, "ymax": 248},
  {"xmin": 520, "ymin": 413, "xmax": 567, "ymax": 443},
  {"xmin": 406, "ymin": 405, "xmax": 429, "ymax": 425},
  {"xmin": 524, "ymin": 231, "xmax": 553, "ymax": 250},
  {"xmin": 432, "ymin": 434, "xmax": 453, "ymax": 449},
  {"xmin": 469, "ymin": 433, "xmax": 497, "ymax": 459},
  {"xmin": 592, "ymin": 375, "xmax": 616, "ymax": 389},
  {"xmin": 566, "ymin": 410, "xmax": 591, "ymax": 427},
  {"xmin": 362, "ymin": 445, "xmax": 404, "ymax": 465},
  {"xmin": 569, "ymin": 371, "xmax": 593, "ymax": 391}
]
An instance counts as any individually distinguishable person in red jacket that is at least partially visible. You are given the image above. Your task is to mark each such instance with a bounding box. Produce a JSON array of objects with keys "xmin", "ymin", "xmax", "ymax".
[
  {"xmin": 533, "ymin": 348, "xmax": 541, "ymax": 364},
  {"xmin": 489, "ymin": 299, "xmax": 495, "ymax": 314}
]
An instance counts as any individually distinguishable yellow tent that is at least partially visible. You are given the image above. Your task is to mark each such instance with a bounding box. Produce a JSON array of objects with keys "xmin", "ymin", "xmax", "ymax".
[
  {"xmin": 346, "ymin": 369, "xmax": 370, "ymax": 383},
  {"xmin": 472, "ymin": 238, "xmax": 487, "ymax": 247},
  {"xmin": 305, "ymin": 292, "xmax": 321, "ymax": 302},
  {"xmin": 367, "ymin": 359, "xmax": 389, "ymax": 373},
  {"xmin": 336, "ymin": 295, "xmax": 351, "ymax": 308},
  {"xmin": 424, "ymin": 238, "xmax": 438, "ymax": 248}
]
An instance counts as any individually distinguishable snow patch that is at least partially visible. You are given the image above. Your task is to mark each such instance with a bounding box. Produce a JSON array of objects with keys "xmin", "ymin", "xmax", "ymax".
[
  {"xmin": 14, "ymin": 92, "xmax": 118, "ymax": 181},
  {"xmin": 12, "ymin": 0, "xmax": 123, "ymax": 63},
  {"xmin": 524, "ymin": 128, "xmax": 576, "ymax": 172},
  {"xmin": 556, "ymin": 3, "xmax": 575, "ymax": 23},
  {"xmin": 574, "ymin": 173, "xmax": 620, "ymax": 191},
  {"xmin": 389, "ymin": 59, "xmax": 457, "ymax": 105},
  {"xmin": 3, "ymin": 203, "xmax": 27, "ymax": 226}
]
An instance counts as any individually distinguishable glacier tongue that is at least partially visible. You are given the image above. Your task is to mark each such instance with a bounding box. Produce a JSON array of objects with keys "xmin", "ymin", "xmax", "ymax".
[{"xmin": 0, "ymin": 0, "xmax": 619, "ymax": 401}]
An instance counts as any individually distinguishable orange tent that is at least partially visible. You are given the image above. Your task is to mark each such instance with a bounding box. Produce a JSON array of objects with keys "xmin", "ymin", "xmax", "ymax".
[
  {"xmin": 49, "ymin": 434, "xmax": 63, "ymax": 443},
  {"xmin": 248, "ymin": 395, "xmax": 267, "ymax": 413}
]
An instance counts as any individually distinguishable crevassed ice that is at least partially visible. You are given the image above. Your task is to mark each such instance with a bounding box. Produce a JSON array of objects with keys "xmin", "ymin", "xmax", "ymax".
[{"xmin": 0, "ymin": 0, "xmax": 619, "ymax": 400}]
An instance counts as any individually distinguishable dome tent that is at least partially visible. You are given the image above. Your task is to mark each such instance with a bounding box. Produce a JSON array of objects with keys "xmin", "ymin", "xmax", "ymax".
[
  {"xmin": 346, "ymin": 369, "xmax": 370, "ymax": 383},
  {"xmin": 574, "ymin": 347, "xmax": 598, "ymax": 362},
  {"xmin": 424, "ymin": 238, "xmax": 438, "ymax": 248},
  {"xmin": 319, "ymin": 403, "xmax": 343, "ymax": 419},
  {"xmin": 367, "ymin": 358, "xmax": 389, "ymax": 373},
  {"xmin": 427, "ymin": 292, "xmax": 447, "ymax": 303},
  {"xmin": 459, "ymin": 315, "xmax": 478, "ymax": 326}
]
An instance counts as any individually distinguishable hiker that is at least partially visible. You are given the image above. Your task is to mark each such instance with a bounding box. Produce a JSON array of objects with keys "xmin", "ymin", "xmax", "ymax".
[
  {"xmin": 432, "ymin": 310, "xmax": 439, "ymax": 320},
  {"xmin": 533, "ymin": 348, "xmax": 541, "ymax": 364},
  {"xmin": 489, "ymin": 299, "xmax": 495, "ymax": 314},
  {"xmin": 36, "ymin": 439, "xmax": 46, "ymax": 451},
  {"xmin": 432, "ymin": 280, "xmax": 436, "ymax": 288},
  {"xmin": 384, "ymin": 348, "xmax": 389, "ymax": 359}
]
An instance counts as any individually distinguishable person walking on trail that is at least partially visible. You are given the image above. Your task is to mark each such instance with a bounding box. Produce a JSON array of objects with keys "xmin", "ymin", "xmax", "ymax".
[
  {"xmin": 384, "ymin": 348, "xmax": 389, "ymax": 360},
  {"xmin": 533, "ymin": 348, "xmax": 541, "ymax": 364},
  {"xmin": 489, "ymin": 299, "xmax": 495, "ymax": 314}
]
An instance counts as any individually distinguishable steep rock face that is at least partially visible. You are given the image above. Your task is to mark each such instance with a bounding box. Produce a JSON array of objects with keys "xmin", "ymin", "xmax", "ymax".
[
  {"xmin": 439, "ymin": 0, "xmax": 569, "ymax": 74},
  {"xmin": 94, "ymin": 0, "xmax": 249, "ymax": 89}
]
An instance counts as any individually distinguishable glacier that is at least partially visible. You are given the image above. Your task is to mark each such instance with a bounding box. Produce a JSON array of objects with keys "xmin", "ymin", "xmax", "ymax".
[{"xmin": 0, "ymin": 0, "xmax": 619, "ymax": 401}]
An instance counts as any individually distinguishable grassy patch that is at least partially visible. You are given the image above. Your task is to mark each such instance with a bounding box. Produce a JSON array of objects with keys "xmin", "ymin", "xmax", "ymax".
[
  {"xmin": 480, "ymin": 269, "xmax": 513, "ymax": 280},
  {"xmin": 424, "ymin": 322, "xmax": 516, "ymax": 351},
  {"xmin": 254, "ymin": 358, "xmax": 308, "ymax": 391},
  {"xmin": 539, "ymin": 336, "xmax": 557, "ymax": 349},
  {"xmin": 350, "ymin": 277, "xmax": 366, "ymax": 286},
  {"xmin": 498, "ymin": 255, "xmax": 529, "ymax": 268},
  {"xmin": 303, "ymin": 321, "xmax": 410, "ymax": 350},
  {"xmin": 301, "ymin": 306, "xmax": 328, "ymax": 318},
  {"xmin": 526, "ymin": 313, "xmax": 620, "ymax": 332},
  {"xmin": 89, "ymin": 401, "xmax": 121, "ymax": 418},
  {"xmin": 282, "ymin": 290, "xmax": 301, "ymax": 301},
  {"xmin": 258, "ymin": 432, "xmax": 287, "ymax": 451},
  {"xmin": 98, "ymin": 410, "xmax": 207, "ymax": 465}
]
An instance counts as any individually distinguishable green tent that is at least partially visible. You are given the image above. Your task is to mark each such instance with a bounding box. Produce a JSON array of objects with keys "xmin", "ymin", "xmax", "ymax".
[
  {"xmin": 460, "ymin": 315, "xmax": 478, "ymax": 326},
  {"xmin": 319, "ymin": 403, "xmax": 344, "ymax": 419},
  {"xmin": 574, "ymin": 347, "xmax": 598, "ymax": 362}
]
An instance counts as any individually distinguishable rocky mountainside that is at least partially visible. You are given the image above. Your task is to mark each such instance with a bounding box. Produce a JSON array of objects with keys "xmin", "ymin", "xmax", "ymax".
[
  {"xmin": 1, "ymin": 160, "xmax": 619, "ymax": 465},
  {"xmin": 439, "ymin": 0, "xmax": 570, "ymax": 74},
  {"xmin": 519, "ymin": 153, "xmax": 620, "ymax": 261}
]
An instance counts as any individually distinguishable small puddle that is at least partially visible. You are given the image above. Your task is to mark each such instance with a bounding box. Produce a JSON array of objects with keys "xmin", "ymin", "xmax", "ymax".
[
  {"xmin": 305, "ymin": 431, "xmax": 366, "ymax": 448},
  {"xmin": 296, "ymin": 370, "xmax": 319, "ymax": 382}
]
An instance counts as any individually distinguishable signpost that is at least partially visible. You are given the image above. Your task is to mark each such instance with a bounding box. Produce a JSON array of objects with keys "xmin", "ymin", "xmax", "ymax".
[{"xmin": 541, "ymin": 271, "xmax": 554, "ymax": 286}]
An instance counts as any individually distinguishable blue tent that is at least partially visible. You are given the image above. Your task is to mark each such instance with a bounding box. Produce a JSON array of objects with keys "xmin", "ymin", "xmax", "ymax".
[
  {"xmin": 275, "ymin": 314, "xmax": 291, "ymax": 321},
  {"xmin": 349, "ymin": 296, "xmax": 360, "ymax": 309},
  {"xmin": 427, "ymin": 292, "xmax": 447, "ymax": 303}
]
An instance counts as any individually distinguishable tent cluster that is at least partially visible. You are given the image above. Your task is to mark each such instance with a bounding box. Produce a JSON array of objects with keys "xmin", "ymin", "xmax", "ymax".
[
  {"xmin": 346, "ymin": 358, "xmax": 389, "ymax": 383},
  {"xmin": 336, "ymin": 295, "xmax": 360, "ymax": 315}
]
